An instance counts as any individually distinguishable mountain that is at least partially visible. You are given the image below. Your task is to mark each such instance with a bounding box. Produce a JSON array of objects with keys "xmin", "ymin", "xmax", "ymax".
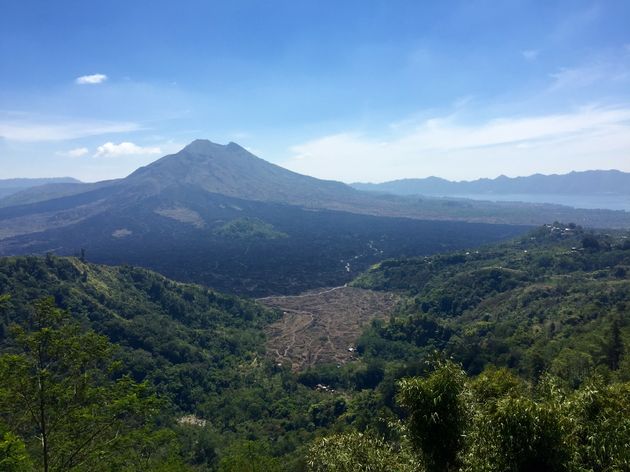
[
  {"xmin": 0, "ymin": 186, "xmax": 524, "ymax": 296},
  {"xmin": 0, "ymin": 140, "xmax": 528, "ymax": 295},
  {"xmin": 352, "ymin": 170, "xmax": 630, "ymax": 196},
  {"xmin": 0, "ymin": 177, "xmax": 82, "ymax": 199},
  {"xmin": 125, "ymin": 140, "xmax": 372, "ymax": 211},
  {"xmin": 2, "ymin": 140, "xmax": 630, "ymax": 296}
]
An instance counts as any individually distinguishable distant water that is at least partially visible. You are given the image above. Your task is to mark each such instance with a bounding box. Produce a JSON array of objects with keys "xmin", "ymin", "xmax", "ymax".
[{"xmin": 445, "ymin": 194, "xmax": 630, "ymax": 211}]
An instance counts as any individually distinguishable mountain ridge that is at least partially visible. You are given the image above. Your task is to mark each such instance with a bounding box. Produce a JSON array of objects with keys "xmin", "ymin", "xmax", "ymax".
[
  {"xmin": 1, "ymin": 140, "xmax": 630, "ymax": 297},
  {"xmin": 0, "ymin": 177, "xmax": 83, "ymax": 200},
  {"xmin": 352, "ymin": 169, "xmax": 630, "ymax": 196},
  {"xmin": 124, "ymin": 139, "xmax": 366, "ymax": 208}
]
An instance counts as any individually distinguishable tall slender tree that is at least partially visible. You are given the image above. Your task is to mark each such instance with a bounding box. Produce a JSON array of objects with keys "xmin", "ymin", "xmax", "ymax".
[{"xmin": 0, "ymin": 298, "xmax": 165, "ymax": 471}]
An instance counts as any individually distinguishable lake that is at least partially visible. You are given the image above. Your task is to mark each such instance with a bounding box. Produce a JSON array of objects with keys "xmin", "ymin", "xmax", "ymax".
[{"xmin": 447, "ymin": 194, "xmax": 630, "ymax": 211}]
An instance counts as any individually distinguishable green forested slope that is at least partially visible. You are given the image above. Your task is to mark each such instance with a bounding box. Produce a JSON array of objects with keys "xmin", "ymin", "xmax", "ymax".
[
  {"xmin": 352, "ymin": 223, "xmax": 630, "ymax": 383},
  {"xmin": 2, "ymin": 224, "xmax": 630, "ymax": 470},
  {"xmin": 0, "ymin": 256, "xmax": 326, "ymax": 469},
  {"xmin": 304, "ymin": 225, "xmax": 630, "ymax": 470}
]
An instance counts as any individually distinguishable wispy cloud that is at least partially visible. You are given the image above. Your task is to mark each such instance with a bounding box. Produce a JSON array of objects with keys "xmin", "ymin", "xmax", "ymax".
[
  {"xmin": 549, "ymin": 65, "xmax": 607, "ymax": 90},
  {"xmin": 548, "ymin": 50, "xmax": 630, "ymax": 91},
  {"xmin": 56, "ymin": 147, "xmax": 89, "ymax": 158},
  {"xmin": 0, "ymin": 115, "xmax": 140, "ymax": 142},
  {"xmin": 75, "ymin": 73, "xmax": 108, "ymax": 85},
  {"xmin": 522, "ymin": 50, "xmax": 539, "ymax": 61},
  {"xmin": 94, "ymin": 141, "xmax": 161, "ymax": 158},
  {"xmin": 282, "ymin": 106, "xmax": 630, "ymax": 182}
]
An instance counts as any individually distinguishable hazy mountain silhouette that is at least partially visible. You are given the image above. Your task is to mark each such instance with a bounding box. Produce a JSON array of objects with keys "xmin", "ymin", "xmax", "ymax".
[
  {"xmin": 0, "ymin": 177, "xmax": 82, "ymax": 200},
  {"xmin": 352, "ymin": 170, "xmax": 630, "ymax": 196}
]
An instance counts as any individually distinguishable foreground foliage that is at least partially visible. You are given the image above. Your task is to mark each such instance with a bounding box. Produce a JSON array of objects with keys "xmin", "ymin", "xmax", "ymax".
[
  {"xmin": 307, "ymin": 431, "xmax": 418, "ymax": 472},
  {"xmin": 0, "ymin": 298, "xmax": 186, "ymax": 471},
  {"xmin": 310, "ymin": 361, "xmax": 630, "ymax": 472}
]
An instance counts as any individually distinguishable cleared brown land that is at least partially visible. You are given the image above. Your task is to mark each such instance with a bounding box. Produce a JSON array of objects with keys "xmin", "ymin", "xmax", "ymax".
[{"xmin": 259, "ymin": 286, "xmax": 400, "ymax": 371}]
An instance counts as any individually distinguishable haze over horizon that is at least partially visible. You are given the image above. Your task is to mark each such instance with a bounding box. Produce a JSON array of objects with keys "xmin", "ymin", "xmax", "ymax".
[{"xmin": 2, "ymin": 1, "xmax": 630, "ymax": 183}]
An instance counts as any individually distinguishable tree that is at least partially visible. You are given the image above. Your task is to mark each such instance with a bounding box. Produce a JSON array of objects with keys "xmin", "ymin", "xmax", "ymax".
[
  {"xmin": 217, "ymin": 441, "xmax": 282, "ymax": 472},
  {"xmin": 570, "ymin": 378, "xmax": 630, "ymax": 471},
  {"xmin": 306, "ymin": 431, "xmax": 418, "ymax": 472},
  {"xmin": 0, "ymin": 298, "xmax": 166, "ymax": 471},
  {"xmin": 465, "ymin": 390, "xmax": 574, "ymax": 471},
  {"xmin": 581, "ymin": 234, "xmax": 601, "ymax": 251},
  {"xmin": 607, "ymin": 316, "xmax": 624, "ymax": 371},
  {"xmin": 0, "ymin": 430, "xmax": 31, "ymax": 471},
  {"xmin": 396, "ymin": 359, "xmax": 468, "ymax": 472}
]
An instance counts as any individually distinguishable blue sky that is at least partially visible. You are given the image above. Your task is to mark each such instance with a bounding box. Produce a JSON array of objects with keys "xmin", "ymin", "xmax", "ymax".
[{"xmin": 1, "ymin": 0, "xmax": 629, "ymax": 182}]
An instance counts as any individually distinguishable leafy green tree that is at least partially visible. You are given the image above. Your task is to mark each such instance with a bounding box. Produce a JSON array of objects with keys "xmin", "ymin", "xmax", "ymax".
[
  {"xmin": 569, "ymin": 378, "xmax": 630, "ymax": 471},
  {"xmin": 550, "ymin": 348, "xmax": 594, "ymax": 388},
  {"xmin": 466, "ymin": 396, "xmax": 574, "ymax": 471},
  {"xmin": 0, "ymin": 430, "xmax": 31, "ymax": 471},
  {"xmin": 466, "ymin": 366, "xmax": 526, "ymax": 415},
  {"xmin": 306, "ymin": 431, "xmax": 418, "ymax": 472},
  {"xmin": 0, "ymin": 298, "xmax": 167, "ymax": 471},
  {"xmin": 465, "ymin": 374, "xmax": 575, "ymax": 471},
  {"xmin": 217, "ymin": 440, "xmax": 282, "ymax": 472},
  {"xmin": 396, "ymin": 359, "xmax": 468, "ymax": 472},
  {"xmin": 582, "ymin": 234, "xmax": 601, "ymax": 251},
  {"xmin": 309, "ymin": 397, "xmax": 346, "ymax": 427},
  {"xmin": 607, "ymin": 315, "xmax": 624, "ymax": 371}
]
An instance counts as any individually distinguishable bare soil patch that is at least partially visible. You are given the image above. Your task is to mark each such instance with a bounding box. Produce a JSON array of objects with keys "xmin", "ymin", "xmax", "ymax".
[{"xmin": 259, "ymin": 286, "xmax": 399, "ymax": 371}]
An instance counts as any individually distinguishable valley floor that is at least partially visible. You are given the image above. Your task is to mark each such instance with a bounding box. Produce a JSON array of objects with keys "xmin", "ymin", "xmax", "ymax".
[{"xmin": 260, "ymin": 286, "xmax": 399, "ymax": 370}]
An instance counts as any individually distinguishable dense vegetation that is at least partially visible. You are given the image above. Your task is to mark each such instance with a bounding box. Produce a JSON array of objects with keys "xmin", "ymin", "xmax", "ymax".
[
  {"xmin": 302, "ymin": 223, "xmax": 630, "ymax": 470},
  {"xmin": 352, "ymin": 223, "xmax": 630, "ymax": 383},
  {"xmin": 1, "ymin": 223, "xmax": 629, "ymax": 470},
  {"xmin": 0, "ymin": 298, "xmax": 184, "ymax": 471},
  {"xmin": 213, "ymin": 217, "xmax": 288, "ymax": 240},
  {"xmin": 309, "ymin": 361, "xmax": 630, "ymax": 471},
  {"xmin": 0, "ymin": 257, "xmax": 330, "ymax": 469}
]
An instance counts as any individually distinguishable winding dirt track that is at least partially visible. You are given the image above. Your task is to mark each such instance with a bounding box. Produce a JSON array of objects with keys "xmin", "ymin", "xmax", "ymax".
[{"xmin": 259, "ymin": 286, "xmax": 400, "ymax": 371}]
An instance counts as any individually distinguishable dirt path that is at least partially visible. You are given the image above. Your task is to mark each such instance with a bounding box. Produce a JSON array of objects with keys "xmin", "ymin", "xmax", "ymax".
[{"xmin": 259, "ymin": 286, "xmax": 400, "ymax": 371}]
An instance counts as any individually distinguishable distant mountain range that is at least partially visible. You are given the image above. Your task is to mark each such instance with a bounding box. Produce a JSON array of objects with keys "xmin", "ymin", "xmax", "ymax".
[
  {"xmin": 2, "ymin": 141, "xmax": 630, "ymax": 295},
  {"xmin": 351, "ymin": 170, "xmax": 630, "ymax": 196},
  {"xmin": 0, "ymin": 177, "xmax": 82, "ymax": 199}
]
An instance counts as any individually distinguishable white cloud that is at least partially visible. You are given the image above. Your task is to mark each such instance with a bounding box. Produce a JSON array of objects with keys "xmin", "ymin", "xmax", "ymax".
[
  {"xmin": 0, "ymin": 116, "xmax": 141, "ymax": 142},
  {"xmin": 522, "ymin": 50, "xmax": 539, "ymax": 61},
  {"xmin": 56, "ymin": 147, "xmax": 89, "ymax": 158},
  {"xmin": 94, "ymin": 141, "xmax": 162, "ymax": 158},
  {"xmin": 281, "ymin": 106, "xmax": 630, "ymax": 182},
  {"xmin": 75, "ymin": 74, "xmax": 108, "ymax": 85}
]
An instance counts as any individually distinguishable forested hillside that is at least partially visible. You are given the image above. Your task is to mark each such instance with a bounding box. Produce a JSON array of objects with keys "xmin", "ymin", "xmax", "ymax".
[
  {"xmin": 1, "ymin": 225, "xmax": 629, "ymax": 470},
  {"xmin": 352, "ymin": 223, "xmax": 630, "ymax": 381},
  {"xmin": 302, "ymin": 224, "xmax": 630, "ymax": 470},
  {"xmin": 0, "ymin": 257, "xmax": 333, "ymax": 470}
]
